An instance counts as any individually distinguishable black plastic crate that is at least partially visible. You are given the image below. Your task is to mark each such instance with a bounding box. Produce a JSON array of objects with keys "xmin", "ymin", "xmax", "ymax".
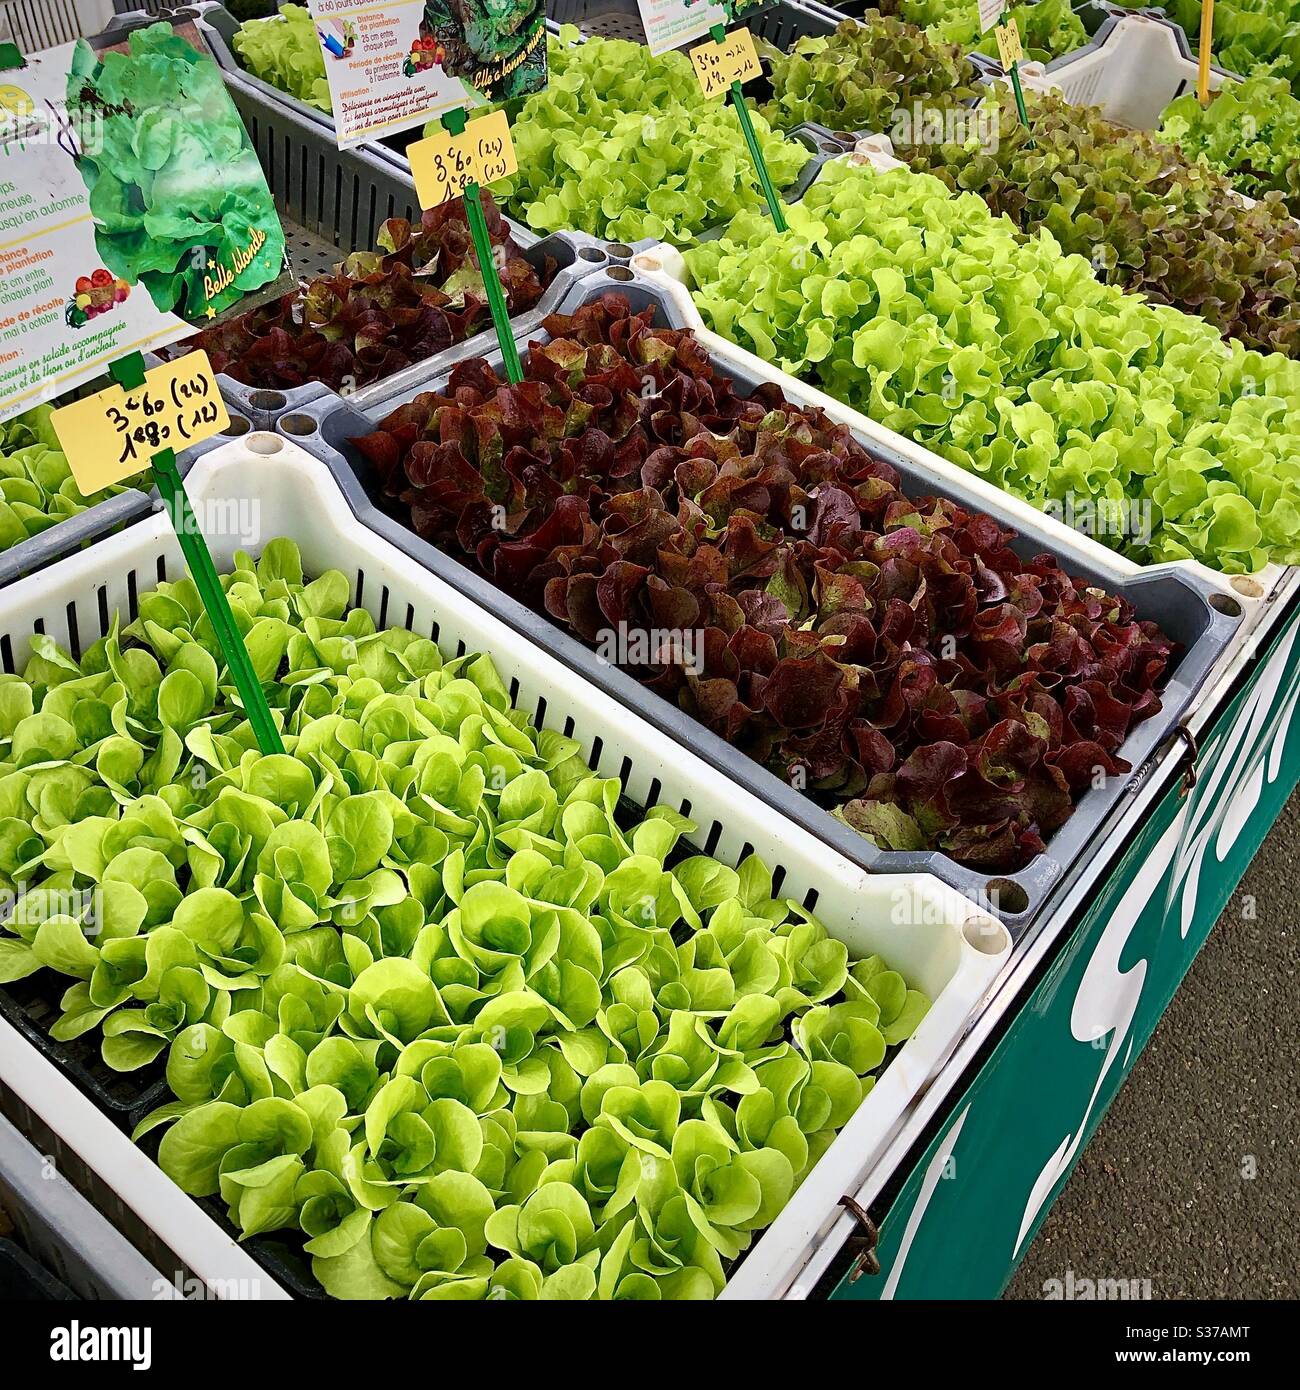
[
  {"xmin": 0, "ymin": 972, "xmax": 169, "ymax": 1131},
  {"xmin": 0, "ymin": 1238, "xmax": 75, "ymax": 1300},
  {"xmin": 547, "ymin": 0, "xmax": 830, "ymax": 47}
]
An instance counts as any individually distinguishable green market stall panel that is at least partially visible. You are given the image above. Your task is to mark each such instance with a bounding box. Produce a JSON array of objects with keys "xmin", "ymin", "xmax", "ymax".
[{"xmin": 814, "ymin": 573, "xmax": 1300, "ymax": 1301}]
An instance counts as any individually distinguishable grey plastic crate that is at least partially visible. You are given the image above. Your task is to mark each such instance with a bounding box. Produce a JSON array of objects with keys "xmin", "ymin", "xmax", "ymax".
[
  {"xmin": 198, "ymin": 4, "xmax": 402, "ymax": 141},
  {"xmin": 0, "ymin": 1238, "xmax": 74, "ymax": 1298},
  {"xmin": 276, "ymin": 267, "xmax": 1243, "ymax": 937},
  {"xmin": 199, "ymin": 0, "xmax": 531, "ymax": 185},
  {"xmin": 1045, "ymin": 3, "xmax": 1239, "ymax": 84},
  {"xmin": 0, "ymin": 1110, "xmax": 168, "ymax": 1299}
]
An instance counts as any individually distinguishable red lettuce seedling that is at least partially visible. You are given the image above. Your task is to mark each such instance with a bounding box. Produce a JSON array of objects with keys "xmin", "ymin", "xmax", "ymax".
[
  {"xmin": 352, "ymin": 295, "xmax": 1176, "ymax": 871},
  {"xmin": 185, "ymin": 195, "xmax": 551, "ymax": 392}
]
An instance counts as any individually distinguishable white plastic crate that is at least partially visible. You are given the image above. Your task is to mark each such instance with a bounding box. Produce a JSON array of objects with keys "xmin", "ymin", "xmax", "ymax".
[
  {"xmin": 1020, "ymin": 11, "xmax": 1233, "ymax": 129},
  {"xmin": 628, "ymin": 180, "xmax": 1288, "ymax": 626},
  {"xmin": 0, "ymin": 433, "xmax": 1012, "ymax": 1300}
]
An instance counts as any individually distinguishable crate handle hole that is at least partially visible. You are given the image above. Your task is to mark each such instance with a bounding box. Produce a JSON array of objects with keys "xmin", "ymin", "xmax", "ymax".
[
  {"xmin": 962, "ymin": 916, "xmax": 1010, "ymax": 956},
  {"xmin": 245, "ymin": 433, "xmax": 285, "ymax": 456},
  {"xmin": 983, "ymin": 878, "xmax": 1029, "ymax": 916}
]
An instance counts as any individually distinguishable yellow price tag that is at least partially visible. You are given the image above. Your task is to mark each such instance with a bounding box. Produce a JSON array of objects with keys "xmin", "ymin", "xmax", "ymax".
[
  {"xmin": 50, "ymin": 351, "xmax": 229, "ymax": 495},
  {"xmin": 407, "ymin": 110, "xmax": 518, "ymax": 210},
  {"xmin": 689, "ymin": 27, "xmax": 762, "ymax": 101},
  {"xmin": 995, "ymin": 20, "xmax": 1023, "ymax": 68}
]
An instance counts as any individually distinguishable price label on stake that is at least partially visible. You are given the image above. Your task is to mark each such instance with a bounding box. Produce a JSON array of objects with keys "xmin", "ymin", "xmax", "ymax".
[
  {"xmin": 408, "ymin": 110, "xmax": 518, "ymax": 210},
  {"xmin": 689, "ymin": 26, "xmax": 761, "ymax": 100},
  {"xmin": 995, "ymin": 19, "xmax": 1023, "ymax": 68},
  {"xmin": 981, "ymin": 4, "xmax": 1030, "ymax": 127},
  {"xmin": 50, "ymin": 352, "xmax": 229, "ymax": 494}
]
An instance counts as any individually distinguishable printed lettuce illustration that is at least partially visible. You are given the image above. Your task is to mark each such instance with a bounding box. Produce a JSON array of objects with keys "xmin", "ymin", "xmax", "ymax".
[
  {"xmin": 1160, "ymin": 65, "xmax": 1300, "ymax": 215},
  {"xmin": 233, "ymin": 3, "xmax": 333, "ymax": 112},
  {"xmin": 469, "ymin": 27, "xmax": 811, "ymax": 244},
  {"xmin": 183, "ymin": 195, "xmax": 551, "ymax": 391},
  {"xmin": 683, "ymin": 160, "xmax": 1300, "ymax": 575},
  {"xmin": 0, "ymin": 538, "xmax": 929, "ymax": 1300},
  {"xmin": 67, "ymin": 22, "xmax": 287, "ymax": 319},
  {"xmin": 423, "ymin": 0, "xmax": 547, "ymax": 103},
  {"xmin": 0, "ymin": 407, "xmax": 144, "ymax": 555},
  {"xmin": 350, "ymin": 293, "xmax": 1177, "ymax": 871}
]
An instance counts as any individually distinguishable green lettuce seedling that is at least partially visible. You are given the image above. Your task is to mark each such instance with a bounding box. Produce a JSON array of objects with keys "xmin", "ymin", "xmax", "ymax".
[
  {"xmin": 468, "ymin": 27, "xmax": 811, "ymax": 245},
  {"xmin": 0, "ymin": 539, "xmax": 929, "ymax": 1300},
  {"xmin": 685, "ymin": 161, "xmax": 1300, "ymax": 574},
  {"xmin": 0, "ymin": 407, "xmax": 146, "ymax": 556}
]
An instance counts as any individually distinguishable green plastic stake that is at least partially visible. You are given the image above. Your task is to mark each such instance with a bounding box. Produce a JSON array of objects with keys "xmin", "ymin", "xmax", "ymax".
[
  {"xmin": 999, "ymin": 9, "xmax": 1031, "ymax": 127},
  {"xmin": 439, "ymin": 108, "xmax": 524, "ymax": 385},
  {"xmin": 108, "ymin": 353, "xmax": 284, "ymax": 756},
  {"xmin": 709, "ymin": 24, "xmax": 787, "ymax": 233}
]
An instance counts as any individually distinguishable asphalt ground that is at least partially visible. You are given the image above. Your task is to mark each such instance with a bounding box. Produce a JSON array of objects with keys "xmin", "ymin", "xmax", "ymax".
[{"xmin": 1005, "ymin": 790, "xmax": 1300, "ymax": 1300}]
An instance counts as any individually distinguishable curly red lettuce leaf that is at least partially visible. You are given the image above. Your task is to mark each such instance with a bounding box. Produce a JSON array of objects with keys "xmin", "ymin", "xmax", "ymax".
[
  {"xmin": 352, "ymin": 294, "xmax": 1178, "ymax": 871},
  {"xmin": 182, "ymin": 194, "xmax": 552, "ymax": 391}
]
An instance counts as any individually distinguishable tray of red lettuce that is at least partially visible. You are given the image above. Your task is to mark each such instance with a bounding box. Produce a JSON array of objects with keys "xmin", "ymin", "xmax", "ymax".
[
  {"xmin": 169, "ymin": 197, "xmax": 609, "ymax": 409},
  {"xmin": 278, "ymin": 280, "xmax": 1242, "ymax": 933}
]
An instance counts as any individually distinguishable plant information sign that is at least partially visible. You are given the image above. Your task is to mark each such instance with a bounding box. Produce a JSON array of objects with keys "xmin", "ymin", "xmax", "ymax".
[
  {"xmin": 635, "ymin": 0, "xmax": 774, "ymax": 57},
  {"xmin": 0, "ymin": 19, "xmax": 285, "ymax": 424},
  {"xmin": 306, "ymin": 0, "xmax": 548, "ymax": 147}
]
